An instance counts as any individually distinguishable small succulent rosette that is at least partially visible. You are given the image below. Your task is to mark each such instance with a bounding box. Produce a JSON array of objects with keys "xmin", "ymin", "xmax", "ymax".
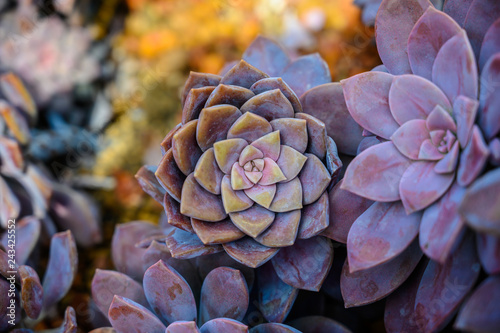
[
  {"xmin": 336, "ymin": 0, "xmax": 500, "ymax": 332},
  {"xmin": 136, "ymin": 36, "xmax": 366, "ymax": 296}
]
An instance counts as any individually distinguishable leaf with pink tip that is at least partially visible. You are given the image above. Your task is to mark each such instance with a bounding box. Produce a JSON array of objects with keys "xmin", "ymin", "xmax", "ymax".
[
  {"xmin": 214, "ymin": 138, "xmax": 248, "ymax": 174},
  {"xmin": 108, "ymin": 296, "xmax": 166, "ymax": 333},
  {"xmin": 1, "ymin": 217, "xmax": 39, "ymax": 265},
  {"xmin": 400, "ymin": 161, "xmax": 455, "ymax": 213},
  {"xmin": 241, "ymin": 90, "xmax": 294, "ymax": 121},
  {"xmin": 341, "ymin": 72, "xmax": 398, "ymax": 139},
  {"xmin": 166, "ymin": 321, "xmax": 200, "ymax": 333},
  {"xmin": 375, "ymin": 0, "xmax": 431, "ymax": 74},
  {"xmin": 144, "ymin": 260, "xmax": 197, "ymax": 323},
  {"xmin": 460, "ymin": 168, "xmax": 500, "ymax": 235},
  {"xmin": 476, "ymin": 233, "xmax": 500, "ymax": 274},
  {"xmin": 244, "ymin": 184, "xmax": 276, "ymax": 209},
  {"xmin": 200, "ymin": 318, "xmax": 248, "ymax": 333},
  {"xmin": 298, "ymin": 192, "xmax": 329, "ymax": 239},
  {"xmin": 19, "ymin": 265, "xmax": 43, "ymax": 319},
  {"xmin": 418, "ymin": 138, "xmax": 443, "ymax": 160},
  {"xmin": 166, "ymin": 229, "xmax": 223, "ymax": 259},
  {"xmin": 91, "ymin": 269, "xmax": 148, "ymax": 318},
  {"xmin": 242, "ymin": 36, "xmax": 290, "ymax": 77},
  {"xmin": 342, "ymin": 142, "xmax": 412, "ymax": 202},
  {"xmin": 455, "ymin": 276, "xmax": 500, "ymax": 332},
  {"xmin": 164, "ymin": 194, "xmax": 193, "ymax": 233},
  {"xmin": 180, "ymin": 174, "xmax": 227, "ymax": 222},
  {"xmin": 227, "ymin": 113, "xmax": 273, "ymax": 144},
  {"xmin": 112, "ymin": 221, "xmax": 163, "ymax": 279},
  {"xmin": 223, "ymin": 238, "xmax": 279, "ymax": 268},
  {"xmin": 432, "ymin": 30, "xmax": 478, "ymax": 103},
  {"xmin": 197, "ymin": 105, "xmax": 242, "ymax": 152},
  {"xmin": 347, "ymin": 202, "xmax": 421, "ymax": 272},
  {"xmin": 426, "ymin": 105, "xmax": 457, "ymax": 132},
  {"xmin": 200, "ymin": 267, "xmax": 249, "ymax": 323},
  {"xmin": 194, "ymin": 148, "xmax": 224, "ymax": 195},
  {"xmin": 453, "ymin": 95, "xmax": 479, "ymax": 148},
  {"xmin": 255, "ymin": 210, "xmax": 301, "ymax": 247},
  {"xmin": 275, "ymin": 146, "xmax": 307, "ymax": 184},
  {"xmin": 272, "ymin": 237, "xmax": 333, "ymax": 291},
  {"xmin": 281, "ymin": 53, "xmax": 331, "ymax": 98},
  {"xmin": 341, "ymin": 239, "xmax": 423, "ymax": 307},
  {"xmin": 269, "ymin": 178, "xmax": 303, "ymax": 213},
  {"xmin": 136, "ymin": 165, "xmax": 166, "ymax": 204},
  {"xmin": 221, "ymin": 60, "xmax": 269, "ymax": 89},
  {"xmin": 270, "ymin": 118, "xmax": 308, "ymax": 154},
  {"xmin": 191, "ymin": 218, "xmax": 245, "ymax": 245},
  {"xmin": 250, "ymin": 324, "xmax": 301, "ymax": 333},
  {"xmin": 221, "ymin": 175, "xmax": 254, "ymax": 214},
  {"xmin": 457, "ymin": 125, "xmax": 489, "ymax": 186},
  {"xmin": 287, "ymin": 316, "xmax": 351, "ymax": 333},
  {"xmin": 42, "ymin": 231, "xmax": 78, "ymax": 309},
  {"xmin": 479, "ymin": 18, "xmax": 500, "ymax": 70},
  {"xmin": 251, "ymin": 77, "xmax": 302, "ymax": 113},
  {"xmin": 183, "ymin": 87, "xmax": 216, "ymax": 124},
  {"xmin": 463, "ymin": 0, "xmax": 500, "ymax": 58},
  {"xmin": 229, "ymin": 205, "xmax": 275, "ymax": 238},
  {"xmin": 408, "ymin": 7, "xmax": 462, "ymax": 80},
  {"xmin": 259, "ymin": 158, "xmax": 286, "ymax": 185},
  {"xmin": 479, "ymin": 53, "xmax": 500, "ymax": 140},
  {"xmin": 299, "ymin": 154, "xmax": 331, "ymax": 205},
  {"xmin": 443, "ymin": 0, "xmax": 473, "ymax": 26},
  {"xmin": 390, "ymin": 119, "xmax": 429, "ymax": 160},
  {"xmin": 205, "ymin": 84, "xmax": 254, "ymax": 109},
  {"xmin": 419, "ymin": 183, "xmax": 466, "ymax": 263},
  {"xmin": 156, "ymin": 149, "xmax": 186, "ymax": 202},
  {"xmin": 434, "ymin": 141, "xmax": 459, "ymax": 174},
  {"xmin": 250, "ymin": 131, "xmax": 281, "ymax": 161},
  {"xmin": 300, "ymin": 83, "xmax": 363, "ymax": 156},
  {"xmin": 181, "ymin": 72, "xmax": 221, "ymax": 107},
  {"xmin": 295, "ymin": 113, "xmax": 328, "ymax": 160}
]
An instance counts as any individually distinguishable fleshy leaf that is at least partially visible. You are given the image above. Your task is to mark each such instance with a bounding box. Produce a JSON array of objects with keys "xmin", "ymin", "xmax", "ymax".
[
  {"xmin": 342, "ymin": 142, "xmax": 412, "ymax": 202},
  {"xmin": 341, "ymin": 72, "xmax": 399, "ymax": 139},
  {"xmin": 164, "ymin": 194, "xmax": 194, "ymax": 233},
  {"xmin": 270, "ymin": 118, "xmax": 308, "ymax": 154},
  {"xmin": 276, "ymin": 146, "xmax": 307, "ymax": 182},
  {"xmin": 426, "ymin": 105, "xmax": 457, "ymax": 132},
  {"xmin": 476, "ymin": 233, "xmax": 500, "ymax": 275},
  {"xmin": 260, "ymin": 158, "xmax": 286, "ymax": 185},
  {"xmin": 299, "ymin": 154, "xmax": 331, "ymax": 205},
  {"xmin": 200, "ymin": 267, "xmax": 249, "ymax": 323},
  {"xmin": 197, "ymin": 105, "xmax": 242, "ymax": 152},
  {"xmin": 456, "ymin": 125, "xmax": 489, "ymax": 186},
  {"xmin": 434, "ymin": 141, "xmax": 459, "ymax": 174},
  {"xmin": 280, "ymin": 53, "xmax": 331, "ymax": 98},
  {"xmin": 229, "ymin": 205, "xmax": 275, "ymax": 238},
  {"xmin": 220, "ymin": 60, "xmax": 269, "ymax": 89},
  {"xmin": 214, "ymin": 138, "xmax": 248, "ymax": 174},
  {"xmin": 479, "ymin": 53, "xmax": 500, "ymax": 140},
  {"xmin": 166, "ymin": 229, "xmax": 223, "ymax": 259},
  {"xmin": 298, "ymin": 192, "xmax": 329, "ymax": 239},
  {"xmin": 453, "ymin": 95, "xmax": 478, "ymax": 148},
  {"xmin": 255, "ymin": 210, "xmax": 301, "ymax": 247},
  {"xmin": 391, "ymin": 119, "xmax": 429, "ymax": 160},
  {"xmin": 239, "ymin": 145, "xmax": 264, "ymax": 166},
  {"xmin": 251, "ymin": 131, "xmax": 281, "ymax": 161},
  {"xmin": 166, "ymin": 321, "xmax": 200, "ymax": 333},
  {"xmin": 161, "ymin": 123, "xmax": 181, "ymax": 154},
  {"xmin": 19, "ymin": 265, "xmax": 43, "ymax": 319},
  {"xmin": 136, "ymin": 165, "xmax": 166, "ymax": 204},
  {"xmin": 241, "ymin": 90, "xmax": 294, "ymax": 121},
  {"xmin": 172, "ymin": 120, "xmax": 203, "ymax": 176},
  {"xmin": 242, "ymin": 36, "xmax": 290, "ymax": 76},
  {"xmin": 221, "ymin": 175, "xmax": 254, "ymax": 214},
  {"xmin": 463, "ymin": 0, "xmax": 500, "ymax": 58},
  {"xmin": 108, "ymin": 296, "xmax": 166, "ymax": 333},
  {"xmin": 244, "ymin": 184, "xmax": 276, "ymax": 209},
  {"xmin": 181, "ymin": 72, "xmax": 221, "ymax": 107},
  {"xmin": 223, "ymin": 238, "xmax": 279, "ymax": 268},
  {"xmin": 183, "ymin": 86, "xmax": 216, "ymax": 124},
  {"xmin": 194, "ymin": 148, "xmax": 224, "ymax": 195},
  {"xmin": 156, "ymin": 149, "xmax": 185, "ymax": 202},
  {"xmin": 200, "ymin": 318, "xmax": 248, "ymax": 333},
  {"xmin": 205, "ymin": 84, "xmax": 254, "ymax": 109},
  {"xmin": 231, "ymin": 163, "xmax": 255, "ymax": 190},
  {"xmin": 143, "ymin": 260, "xmax": 197, "ymax": 323},
  {"xmin": 192, "ymin": 218, "xmax": 245, "ymax": 245},
  {"xmin": 272, "ymin": 237, "xmax": 333, "ymax": 291},
  {"xmin": 1, "ymin": 217, "xmax": 39, "ymax": 265},
  {"xmin": 443, "ymin": 0, "xmax": 473, "ymax": 26},
  {"xmin": 251, "ymin": 77, "xmax": 302, "ymax": 112},
  {"xmin": 269, "ymin": 177, "xmax": 303, "ymax": 212},
  {"xmin": 295, "ymin": 112, "xmax": 328, "ymax": 160},
  {"xmin": 347, "ymin": 202, "xmax": 421, "ymax": 273},
  {"xmin": 227, "ymin": 113, "xmax": 273, "ymax": 144},
  {"xmin": 180, "ymin": 174, "xmax": 227, "ymax": 222},
  {"xmin": 479, "ymin": 18, "xmax": 500, "ymax": 70}
]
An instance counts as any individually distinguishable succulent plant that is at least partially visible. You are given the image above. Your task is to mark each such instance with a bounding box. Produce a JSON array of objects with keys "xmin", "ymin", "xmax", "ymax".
[{"xmin": 334, "ymin": 0, "xmax": 500, "ymax": 331}]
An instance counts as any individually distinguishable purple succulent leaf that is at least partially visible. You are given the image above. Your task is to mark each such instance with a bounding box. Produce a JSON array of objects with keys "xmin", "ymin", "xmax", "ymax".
[
  {"xmin": 271, "ymin": 237, "xmax": 333, "ymax": 291},
  {"xmin": 456, "ymin": 125, "xmax": 489, "ymax": 186},
  {"xmin": 172, "ymin": 120, "xmax": 203, "ymax": 176},
  {"xmin": 341, "ymin": 72, "xmax": 399, "ymax": 139},
  {"xmin": 341, "ymin": 239, "xmax": 423, "ymax": 307},
  {"xmin": 143, "ymin": 260, "xmax": 197, "ymax": 324},
  {"xmin": 200, "ymin": 318, "xmax": 248, "ymax": 333},
  {"xmin": 347, "ymin": 201, "xmax": 421, "ymax": 273},
  {"xmin": 196, "ymin": 252, "xmax": 255, "ymax": 290},
  {"xmin": 460, "ymin": 168, "xmax": 500, "ymax": 235},
  {"xmin": 454, "ymin": 276, "xmax": 500, "ymax": 332},
  {"xmin": 408, "ymin": 6, "xmax": 462, "ymax": 80},
  {"xmin": 419, "ymin": 183, "xmax": 467, "ymax": 263},
  {"xmin": 161, "ymin": 123, "xmax": 182, "ymax": 154},
  {"xmin": 197, "ymin": 105, "xmax": 242, "ymax": 152},
  {"xmin": 489, "ymin": 138, "xmax": 500, "ymax": 166},
  {"xmin": 242, "ymin": 36, "xmax": 290, "ymax": 77},
  {"xmin": 136, "ymin": 165, "xmax": 166, "ymax": 204},
  {"xmin": 385, "ymin": 232, "xmax": 480, "ymax": 333},
  {"xmin": 322, "ymin": 179, "xmax": 374, "ymax": 244},
  {"xmin": 111, "ymin": 221, "xmax": 163, "ymax": 280},
  {"xmin": 108, "ymin": 296, "xmax": 167, "ymax": 333},
  {"xmin": 223, "ymin": 237, "xmax": 279, "ymax": 268},
  {"xmin": 220, "ymin": 60, "xmax": 269, "ymax": 89},
  {"xmin": 298, "ymin": 154, "xmax": 331, "ymax": 205},
  {"xmin": 434, "ymin": 141, "xmax": 459, "ymax": 173},
  {"xmin": 59, "ymin": 306, "xmax": 77, "ymax": 333},
  {"xmin": 229, "ymin": 205, "xmax": 275, "ymax": 238},
  {"xmin": 300, "ymin": 83, "xmax": 363, "ymax": 156},
  {"xmin": 270, "ymin": 119, "xmax": 308, "ymax": 154},
  {"xmin": 297, "ymin": 192, "xmax": 329, "ymax": 239},
  {"xmin": 249, "ymin": 323, "xmax": 301, "ymax": 333},
  {"xmin": 375, "ymin": 0, "xmax": 431, "ymax": 75},
  {"xmin": 192, "ymin": 218, "xmax": 245, "ymax": 245},
  {"xmin": 200, "ymin": 267, "xmax": 249, "ymax": 324},
  {"xmin": 294, "ymin": 113, "xmax": 328, "ymax": 160},
  {"xmin": 180, "ymin": 174, "xmax": 227, "ymax": 222},
  {"xmin": 181, "ymin": 72, "xmax": 221, "ymax": 107},
  {"xmin": 166, "ymin": 321, "xmax": 200, "ymax": 333},
  {"xmin": 391, "ymin": 119, "xmax": 429, "ymax": 160},
  {"xmin": 251, "ymin": 77, "xmax": 302, "ymax": 113},
  {"xmin": 241, "ymin": 89, "xmax": 294, "ymax": 122},
  {"xmin": 479, "ymin": 53, "xmax": 500, "ymax": 140},
  {"xmin": 400, "ymin": 161, "xmax": 455, "ymax": 214},
  {"xmin": 287, "ymin": 316, "xmax": 352, "ymax": 333},
  {"xmin": 341, "ymin": 142, "xmax": 412, "ymax": 202},
  {"xmin": 166, "ymin": 228, "xmax": 223, "ymax": 259},
  {"xmin": 432, "ymin": 30, "xmax": 478, "ymax": 103},
  {"xmin": 256, "ymin": 262, "xmax": 298, "ymax": 323},
  {"xmin": 19, "ymin": 265, "xmax": 43, "ymax": 319},
  {"xmin": 463, "ymin": 0, "xmax": 500, "ymax": 58},
  {"xmin": 156, "ymin": 149, "xmax": 186, "ymax": 202},
  {"xmin": 476, "ymin": 232, "xmax": 500, "ymax": 275},
  {"xmin": 479, "ymin": 18, "xmax": 500, "ymax": 70},
  {"xmin": 356, "ymin": 136, "xmax": 383, "ymax": 154},
  {"xmin": 280, "ymin": 54, "xmax": 331, "ymax": 98},
  {"xmin": 164, "ymin": 194, "xmax": 194, "ymax": 233},
  {"xmin": 426, "ymin": 105, "xmax": 457, "ymax": 132},
  {"xmin": 42, "ymin": 230, "xmax": 77, "ymax": 309},
  {"xmin": 1, "ymin": 216, "xmax": 40, "ymax": 265},
  {"xmin": 183, "ymin": 87, "xmax": 216, "ymax": 124},
  {"xmin": 255, "ymin": 210, "xmax": 301, "ymax": 247},
  {"xmin": 91, "ymin": 269, "xmax": 149, "ymax": 318},
  {"xmin": 389, "ymin": 74, "xmax": 452, "ymax": 125},
  {"xmin": 443, "ymin": 0, "xmax": 473, "ymax": 26},
  {"xmin": 419, "ymin": 138, "xmax": 444, "ymax": 160},
  {"xmin": 205, "ymin": 84, "xmax": 255, "ymax": 109},
  {"xmin": 453, "ymin": 95, "xmax": 479, "ymax": 148}
]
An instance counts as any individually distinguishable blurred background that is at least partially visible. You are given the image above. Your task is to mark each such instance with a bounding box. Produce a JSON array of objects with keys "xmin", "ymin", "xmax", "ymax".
[{"xmin": 0, "ymin": 0, "xmax": 380, "ymax": 330}]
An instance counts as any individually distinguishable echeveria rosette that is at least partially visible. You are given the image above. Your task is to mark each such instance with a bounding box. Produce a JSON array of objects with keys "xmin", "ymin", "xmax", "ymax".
[
  {"xmin": 138, "ymin": 37, "xmax": 343, "ymax": 296},
  {"xmin": 337, "ymin": 0, "xmax": 500, "ymax": 332}
]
